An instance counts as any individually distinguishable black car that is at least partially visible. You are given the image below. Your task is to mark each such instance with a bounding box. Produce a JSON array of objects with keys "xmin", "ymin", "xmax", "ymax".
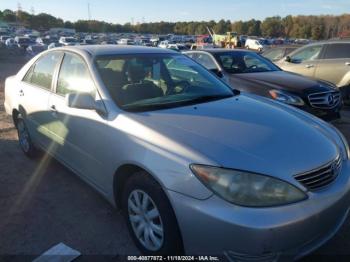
[{"xmin": 184, "ymin": 49, "xmax": 342, "ymax": 121}]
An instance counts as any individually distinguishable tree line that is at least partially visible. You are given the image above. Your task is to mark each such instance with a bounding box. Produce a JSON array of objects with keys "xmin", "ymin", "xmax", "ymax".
[{"xmin": 0, "ymin": 9, "xmax": 349, "ymax": 39}]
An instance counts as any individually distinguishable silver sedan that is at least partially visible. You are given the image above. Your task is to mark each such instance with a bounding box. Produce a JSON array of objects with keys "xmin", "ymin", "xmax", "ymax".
[{"xmin": 4, "ymin": 45, "xmax": 350, "ymax": 260}]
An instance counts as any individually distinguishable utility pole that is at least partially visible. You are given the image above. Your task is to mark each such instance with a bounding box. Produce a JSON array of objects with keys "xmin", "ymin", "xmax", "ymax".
[
  {"xmin": 87, "ymin": 2, "xmax": 91, "ymax": 20},
  {"xmin": 30, "ymin": 6, "xmax": 35, "ymax": 16},
  {"xmin": 16, "ymin": 2, "xmax": 22, "ymax": 24}
]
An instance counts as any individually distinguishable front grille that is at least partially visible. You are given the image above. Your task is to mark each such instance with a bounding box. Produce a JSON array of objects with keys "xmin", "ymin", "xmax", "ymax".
[
  {"xmin": 294, "ymin": 155, "xmax": 342, "ymax": 191},
  {"xmin": 308, "ymin": 91, "xmax": 341, "ymax": 109}
]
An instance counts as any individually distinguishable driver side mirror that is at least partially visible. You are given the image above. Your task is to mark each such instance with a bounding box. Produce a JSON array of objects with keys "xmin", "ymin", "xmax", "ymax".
[
  {"xmin": 66, "ymin": 92, "xmax": 96, "ymax": 110},
  {"xmin": 285, "ymin": 56, "xmax": 292, "ymax": 63},
  {"xmin": 210, "ymin": 68, "xmax": 223, "ymax": 78},
  {"xmin": 66, "ymin": 93, "xmax": 108, "ymax": 116}
]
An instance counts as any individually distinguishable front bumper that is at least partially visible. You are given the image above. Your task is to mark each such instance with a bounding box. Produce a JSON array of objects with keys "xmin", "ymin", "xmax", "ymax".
[
  {"xmin": 168, "ymin": 160, "xmax": 350, "ymax": 260},
  {"xmin": 300, "ymin": 103, "xmax": 342, "ymax": 121}
]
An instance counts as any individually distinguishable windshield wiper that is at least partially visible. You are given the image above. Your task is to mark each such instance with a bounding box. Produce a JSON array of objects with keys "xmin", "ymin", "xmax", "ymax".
[
  {"xmin": 182, "ymin": 94, "xmax": 234, "ymax": 104},
  {"xmin": 122, "ymin": 93, "xmax": 237, "ymax": 112}
]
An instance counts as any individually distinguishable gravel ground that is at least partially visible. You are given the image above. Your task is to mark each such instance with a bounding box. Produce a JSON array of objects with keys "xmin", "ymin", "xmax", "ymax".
[{"xmin": 0, "ymin": 54, "xmax": 349, "ymax": 261}]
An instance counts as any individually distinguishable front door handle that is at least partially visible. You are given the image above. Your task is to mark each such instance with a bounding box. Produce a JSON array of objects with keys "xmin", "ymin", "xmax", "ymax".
[
  {"xmin": 50, "ymin": 105, "xmax": 58, "ymax": 115},
  {"xmin": 305, "ymin": 64, "xmax": 314, "ymax": 68},
  {"xmin": 345, "ymin": 62, "xmax": 350, "ymax": 66}
]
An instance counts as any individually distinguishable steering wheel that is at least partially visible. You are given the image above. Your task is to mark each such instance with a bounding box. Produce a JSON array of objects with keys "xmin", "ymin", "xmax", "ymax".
[
  {"xmin": 167, "ymin": 80, "xmax": 191, "ymax": 95},
  {"xmin": 243, "ymin": 65, "xmax": 258, "ymax": 73},
  {"xmin": 247, "ymin": 65, "xmax": 258, "ymax": 70}
]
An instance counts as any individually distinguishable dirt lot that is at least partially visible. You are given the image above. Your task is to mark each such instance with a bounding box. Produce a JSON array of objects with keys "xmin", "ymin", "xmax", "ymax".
[{"xmin": 0, "ymin": 54, "xmax": 350, "ymax": 261}]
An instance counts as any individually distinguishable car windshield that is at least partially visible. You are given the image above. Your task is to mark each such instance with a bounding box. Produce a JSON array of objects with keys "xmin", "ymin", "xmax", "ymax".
[
  {"xmin": 214, "ymin": 51, "xmax": 280, "ymax": 74},
  {"xmin": 95, "ymin": 53, "xmax": 235, "ymax": 112}
]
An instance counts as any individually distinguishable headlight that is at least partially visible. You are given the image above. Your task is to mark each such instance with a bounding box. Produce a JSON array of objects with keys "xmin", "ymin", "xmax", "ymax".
[
  {"xmin": 269, "ymin": 89, "xmax": 305, "ymax": 106},
  {"xmin": 190, "ymin": 165, "xmax": 307, "ymax": 207}
]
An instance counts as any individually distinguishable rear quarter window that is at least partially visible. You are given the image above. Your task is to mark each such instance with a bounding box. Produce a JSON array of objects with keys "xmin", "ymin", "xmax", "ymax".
[{"xmin": 324, "ymin": 43, "xmax": 350, "ymax": 59}]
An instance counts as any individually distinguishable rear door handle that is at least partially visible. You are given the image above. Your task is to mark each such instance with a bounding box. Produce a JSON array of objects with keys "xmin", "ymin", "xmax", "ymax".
[
  {"xmin": 305, "ymin": 64, "xmax": 314, "ymax": 68},
  {"xmin": 345, "ymin": 62, "xmax": 350, "ymax": 66}
]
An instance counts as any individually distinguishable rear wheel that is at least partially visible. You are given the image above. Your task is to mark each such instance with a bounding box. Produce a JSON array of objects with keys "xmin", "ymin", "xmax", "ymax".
[
  {"xmin": 122, "ymin": 172, "xmax": 183, "ymax": 255},
  {"xmin": 16, "ymin": 116, "xmax": 38, "ymax": 158}
]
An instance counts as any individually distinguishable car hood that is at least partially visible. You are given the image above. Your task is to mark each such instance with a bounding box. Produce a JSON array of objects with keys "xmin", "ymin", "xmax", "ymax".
[
  {"xmin": 123, "ymin": 94, "xmax": 340, "ymax": 182},
  {"xmin": 230, "ymin": 71, "xmax": 333, "ymax": 93}
]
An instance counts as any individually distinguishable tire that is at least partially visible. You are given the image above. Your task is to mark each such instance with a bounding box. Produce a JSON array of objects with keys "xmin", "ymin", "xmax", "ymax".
[
  {"xmin": 122, "ymin": 172, "xmax": 183, "ymax": 255},
  {"xmin": 16, "ymin": 116, "xmax": 39, "ymax": 158}
]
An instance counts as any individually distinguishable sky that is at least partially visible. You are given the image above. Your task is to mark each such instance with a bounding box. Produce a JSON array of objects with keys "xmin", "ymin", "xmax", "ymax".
[{"xmin": 0, "ymin": 0, "xmax": 349, "ymax": 24}]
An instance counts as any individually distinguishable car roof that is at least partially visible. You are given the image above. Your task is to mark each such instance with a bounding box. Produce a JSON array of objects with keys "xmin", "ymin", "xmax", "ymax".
[
  {"xmin": 184, "ymin": 48, "xmax": 256, "ymax": 54},
  {"xmin": 305, "ymin": 39, "xmax": 350, "ymax": 46},
  {"xmin": 56, "ymin": 45, "xmax": 177, "ymax": 57}
]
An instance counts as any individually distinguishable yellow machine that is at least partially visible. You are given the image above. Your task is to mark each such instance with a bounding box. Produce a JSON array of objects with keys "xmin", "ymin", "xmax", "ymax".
[{"xmin": 207, "ymin": 27, "xmax": 241, "ymax": 48}]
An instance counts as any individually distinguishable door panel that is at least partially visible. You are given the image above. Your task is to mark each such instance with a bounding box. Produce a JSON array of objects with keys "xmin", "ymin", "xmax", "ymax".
[
  {"xmin": 314, "ymin": 59, "xmax": 349, "ymax": 86},
  {"xmin": 19, "ymin": 82, "xmax": 52, "ymax": 148},
  {"xmin": 314, "ymin": 43, "xmax": 350, "ymax": 86},
  {"xmin": 19, "ymin": 52, "xmax": 63, "ymax": 149},
  {"xmin": 280, "ymin": 45, "xmax": 323, "ymax": 78},
  {"xmin": 280, "ymin": 59, "xmax": 319, "ymax": 77},
  {"xmin": 47, "ymin": 52, "xmax": 110, "ymax": 191},
  {"xmin": 47, "ymin": 94, "xmax": 109, "ymax": 190}
]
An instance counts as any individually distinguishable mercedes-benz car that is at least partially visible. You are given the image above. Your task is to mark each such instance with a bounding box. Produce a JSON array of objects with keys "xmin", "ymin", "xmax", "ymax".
[
  {"xmin": 184, "ymin": 49, "xmax": 342, "ymax": 121},
  {"xmin": 4, "ymin": 46, "xmax": 350, "ymax": 260}
]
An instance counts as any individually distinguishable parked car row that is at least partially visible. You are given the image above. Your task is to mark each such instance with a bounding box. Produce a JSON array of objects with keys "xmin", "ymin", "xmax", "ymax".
[
  {"xmin": 184, "ymin": 48, "xmax": 343, "ymax": 121},
  {"xmin": 4, "ymin": 45, "xmax": 350, "ymax": 260}
]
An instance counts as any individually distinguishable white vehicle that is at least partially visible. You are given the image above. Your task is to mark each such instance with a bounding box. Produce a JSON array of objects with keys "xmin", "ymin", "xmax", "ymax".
[
  {"xmin": 36, "ymin": 37, "xmax": 53, "ymax": 46},
  {"xmin": 0, "ymin": 35, "xmax": 11, "ymax": 44},
  {"xmin": 47, "ymin": 42, "xmax": 63, "ymax": 50},
  {"xmin": 117, "ymin": 38, "xmax": 134, "ymax": 45},
  {"xmin": 167, "ymin": 44, "xmax": 188, "ymax": 52},
  {"xmin": 59, "ymin": 36, "xmax": 78, "ymax": 46},
  {"xmin": 245, "ymin": 38, "xmax": 265, "ymax": 51},
  {"xmin": 158, "ymin": 40, "xmax": 169, "ymax": 48},
  {"xmin": 5, "ymin": 38, "xmax": 15, "ymax": 48}
]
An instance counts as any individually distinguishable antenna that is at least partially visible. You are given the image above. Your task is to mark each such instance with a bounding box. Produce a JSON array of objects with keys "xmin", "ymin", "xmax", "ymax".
[
  {"xmin": 16, "ymin": 2, "xmax": 22, "ymax": 23},
  {"xmin": 87, "ymin": 2, "xmax": 91, "ymax": 20},
  {"xmin": 17, "ymin": 2, "xmax": 22, "ymax": 12}
]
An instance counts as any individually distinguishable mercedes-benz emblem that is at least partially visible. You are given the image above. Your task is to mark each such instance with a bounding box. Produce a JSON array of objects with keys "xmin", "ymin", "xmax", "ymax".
[
  {"xmin": 331, "ymin": 161, "xmax": 338, "ymax": 176},
  {"xmin": 327, "ymin": 94, "xmax": 334, "ymax": 105}
]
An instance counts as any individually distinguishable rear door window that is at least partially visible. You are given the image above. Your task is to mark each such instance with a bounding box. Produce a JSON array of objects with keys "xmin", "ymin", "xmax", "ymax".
[
  {"xmin": 324, "ymin": 44, "xmax": 350, "ymax": 59},
  {"xmin": 24, "ymin": 52, "xmax": 62, "ymax": 90}
]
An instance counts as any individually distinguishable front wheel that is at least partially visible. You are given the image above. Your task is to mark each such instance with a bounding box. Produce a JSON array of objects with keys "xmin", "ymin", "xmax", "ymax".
[
  {"xmin": 16, "ymin": 116, "xmax": 38, "ymax": 158},
  {"xmin": 122, "ymin": 172, "xmax": 183, "ymax": 255}
]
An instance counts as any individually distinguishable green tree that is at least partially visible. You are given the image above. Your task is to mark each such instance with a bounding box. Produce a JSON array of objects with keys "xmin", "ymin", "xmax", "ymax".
[
  {"xmin": 213, "ymin": 19, "xmax": 230, "ymax": 34},
  {"xmin": 261, "ymin": 16, "xmax": 284, "ymax": 37},
  {"xmin": 282, "ymin": 15, "xmax": 293, "ymax": 37},
  {"xmin": 2, "ymin": 9, "xmax": 16, "ymax": 22}
]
